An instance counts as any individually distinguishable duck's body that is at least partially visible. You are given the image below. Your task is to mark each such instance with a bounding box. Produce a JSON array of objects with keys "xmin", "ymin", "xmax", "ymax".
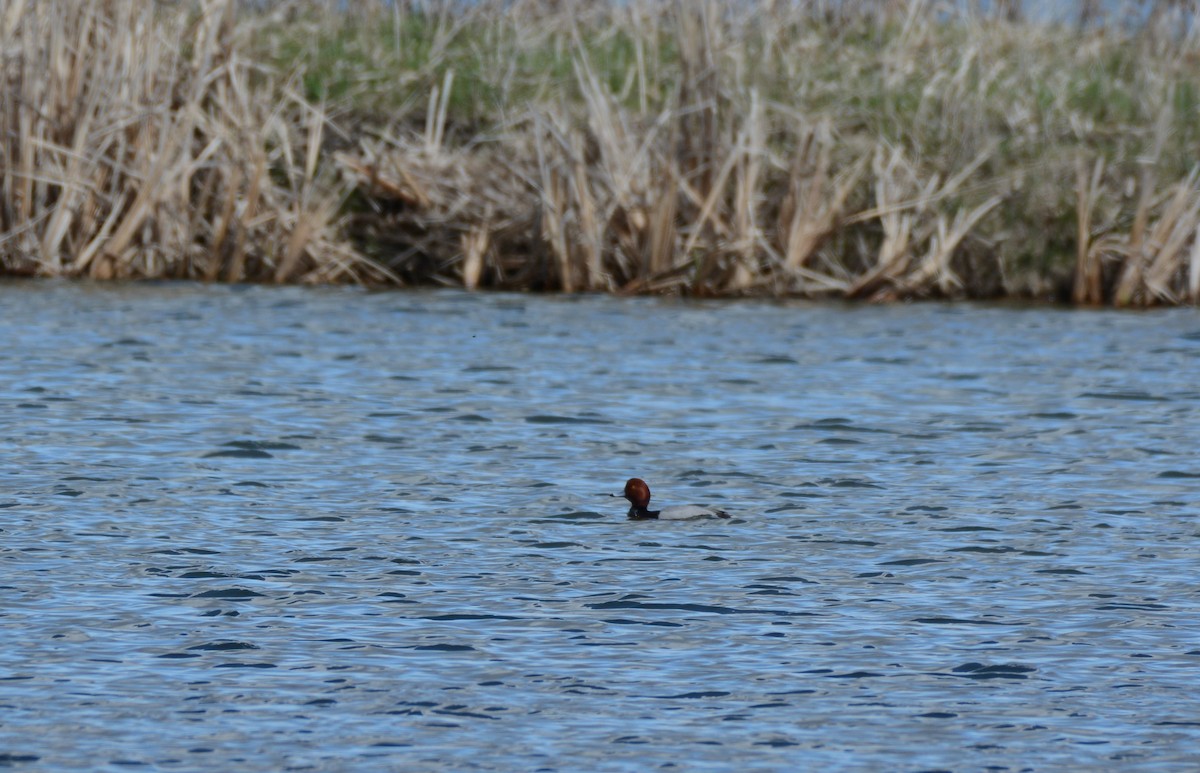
[
  {"xmin": 621, "ymin": 478, "xmax": 729, "ymax": 520},
  {"xmin": 628, "ymin": 503, "xmax": 727, "ymax": 520}
]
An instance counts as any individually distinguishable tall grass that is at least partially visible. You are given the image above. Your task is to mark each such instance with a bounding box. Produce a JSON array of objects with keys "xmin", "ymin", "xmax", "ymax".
[
  {"xmin": 4, "ymin": 0, "xmax": 1200, "ymax": 304},
  {"xmin": 0, "ymin": 0, "xmax": 386, "ymax": 282}
]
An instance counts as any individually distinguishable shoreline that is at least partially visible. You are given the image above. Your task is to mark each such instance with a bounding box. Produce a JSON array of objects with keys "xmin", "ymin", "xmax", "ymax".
[
  {"xmin": 3, "ymin": 1, "xmax": 1198, "ymax": 306},
  {"xmin": 8, "ymin": 274, "xmax": 1181, "ymax": 315}
]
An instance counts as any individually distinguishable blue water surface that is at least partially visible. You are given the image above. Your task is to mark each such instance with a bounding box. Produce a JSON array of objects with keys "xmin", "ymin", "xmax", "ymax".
[{"xmin": 1, "ymin": 280, "xmax": 1198, "ymax": 771}]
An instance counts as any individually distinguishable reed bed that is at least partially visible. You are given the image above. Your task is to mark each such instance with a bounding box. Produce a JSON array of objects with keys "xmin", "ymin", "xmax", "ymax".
[
  {"xmin": 0, "ymin": 0, "xmax": 386, "ymax": 283},
  {"xmin": 4, "ymin": 0, "xmax": 1200, "ymax": 304}
]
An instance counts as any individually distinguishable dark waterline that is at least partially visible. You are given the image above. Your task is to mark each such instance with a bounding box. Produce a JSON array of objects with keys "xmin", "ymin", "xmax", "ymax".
[{"xmin": 2, "ymin": 280, "xmax": 1199, "ymax": 770}]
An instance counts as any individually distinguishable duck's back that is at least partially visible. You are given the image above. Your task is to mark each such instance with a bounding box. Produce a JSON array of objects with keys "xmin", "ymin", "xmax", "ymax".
[{"xmin": 657, "ymin": 505, "xmax": 729, "ymax": 520}]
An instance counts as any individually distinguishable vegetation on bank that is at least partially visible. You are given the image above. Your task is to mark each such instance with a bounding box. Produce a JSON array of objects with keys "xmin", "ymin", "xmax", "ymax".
[{"xmin": 2, "ymin": 0, "xmax": 1199, "ymax": 304}]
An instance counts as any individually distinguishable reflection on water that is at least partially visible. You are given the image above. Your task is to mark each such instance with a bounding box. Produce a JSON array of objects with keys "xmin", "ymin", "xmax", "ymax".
[{"xmin": 1, "ymin": 281, "xmax": 1199, "ymax": 769}]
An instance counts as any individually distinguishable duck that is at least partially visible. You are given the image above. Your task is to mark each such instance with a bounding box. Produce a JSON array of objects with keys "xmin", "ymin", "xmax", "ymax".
[{"xmin": 618, "ymin": 478, "xmax": 729, "ymax": 520}]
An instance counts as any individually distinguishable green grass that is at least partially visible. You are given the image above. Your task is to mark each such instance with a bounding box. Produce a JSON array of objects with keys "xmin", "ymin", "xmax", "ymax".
[
  {"xmin": 256, "ymin": 6, "xmax": 1197, "ymax": 184},
  {"xmin": 257, "ymin": 9, "xmax": 674, "ymax": 125}
]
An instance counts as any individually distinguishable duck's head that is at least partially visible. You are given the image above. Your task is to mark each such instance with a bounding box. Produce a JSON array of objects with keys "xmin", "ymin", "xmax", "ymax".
[{"xmin": 623, "ymin": 478, "xmax": 651, "ymax": 509}]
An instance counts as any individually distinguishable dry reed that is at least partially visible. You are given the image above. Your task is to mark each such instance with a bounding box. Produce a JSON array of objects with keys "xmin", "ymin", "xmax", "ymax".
[
  {"xmin": 4, "ymin": 0, "xmax": 1200, "ymax": 305},
  {"xmin": 312, "ymin": 0, "xmax": 1200, "ymax": 304},
  {"xmin": 0, "ymin": 0, "xmax": 386, "ymax": 283}
]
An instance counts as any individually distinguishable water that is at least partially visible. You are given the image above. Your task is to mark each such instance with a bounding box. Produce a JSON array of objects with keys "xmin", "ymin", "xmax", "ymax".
[{"xmin": 2, "ymin": 280, "xmax": 1199, "ymax": 771}]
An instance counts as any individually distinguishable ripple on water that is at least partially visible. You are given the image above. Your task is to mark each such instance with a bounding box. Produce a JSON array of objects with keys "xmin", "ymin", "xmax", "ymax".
[{"xmin": 1, "ymin": 284, "xmax": 1199, "ymax": 769}]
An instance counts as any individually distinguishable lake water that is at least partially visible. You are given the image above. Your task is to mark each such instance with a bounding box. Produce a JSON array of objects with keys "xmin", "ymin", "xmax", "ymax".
[{"xmin": 2, "ymin": 280, "xmax": 1199, "ymax": 771}]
